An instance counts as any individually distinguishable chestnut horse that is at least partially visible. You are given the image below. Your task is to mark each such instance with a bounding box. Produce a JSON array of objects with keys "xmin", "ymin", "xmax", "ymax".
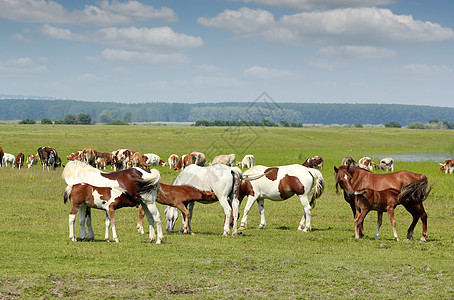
[
  {"xmin": 136, "ymin": 184, "xmax": 218, "ymax": 234},
  {"xmin": 334, "ymin": 165, "xmax": 431, "ymax": 241}
]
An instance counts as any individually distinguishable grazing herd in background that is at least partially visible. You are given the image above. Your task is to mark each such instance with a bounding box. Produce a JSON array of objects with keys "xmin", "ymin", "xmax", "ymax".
[{"xmin": 0, "ymin": 144, "xmax": 449, "ymax": 244}]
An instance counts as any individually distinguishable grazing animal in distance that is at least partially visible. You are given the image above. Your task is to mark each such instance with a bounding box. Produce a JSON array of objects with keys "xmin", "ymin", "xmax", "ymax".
[
  {"xmin": 358, "ymin": 157, "xmax": 373, "ymax": 171},
  {"xmin": 136, "ymin": 184, "xmax": 218, "ymax": 234},
  {"xmin": 82, "ymin": 148, "xmax": 98, "ymax": 167},
  {"xmin": 26, "ymin": 154, "xmax": 38, "ymax": 168},
  {"xmin": 211, "ymin": 154, "xmax": 236, "ymax": 166},
  {"xmin": 334, "ymin": 164, "xmax": 431, "ymax": 241},
  {"xmin": 130, "ymin": 151, "xmax": 149, "ymax": 169},
  {"xmin": 96, "ymin": 152, "xmax": 113, "ymax": 170},
  {"xmin": 238, "ymin": 164, "xmax": 324, "ymax": 232},
  {"xmin": 341, "ymin": 156, "xmax": 360, "ymax": 167},
  {"xmin": 439, "ymin": 158, "xmax": 454, "ymax": 174},
  {"xmin": 67, "ymin": 151, "xmax": 82, "ymax": 161},
  {"xmin": 38, "ymin": 146, "xmax": 62, "ymax": 170},
  {"xmin": 173, "ymin": 153, "xmax": 197, "ymax": 170},
  {"xmin": 238, "ymin": 154, "xmax": 255, "ymax": 168},
  {"xmin": 144, "ymin": 153, "xmax": 167, "ymax": 167},
  {"xmin": 15, "ymin": 153, "xmax": 25, "ymax": 169},
  {"xmin": 168, "ymin": 154, "xmax": 179, "ymax": 169},
  {"xmin": 62, "ymin": 160, "xmax": 163, "ymax": 244},
  {"xmin": 191, "ymin": 151, "xmax": 206, "ymax": 166},
  {"xmin": 302, "ymin": 155, "xmax": 324, "ymax": 169},
  {"xmin": 2, "ymin": 153, "xmax": 15, "ymax": 168},
  {"xmin": 111, "ymin": 149, "xmax": 132, "ymax": 171},
  {"xmin": 374, "ymin": 157, "xmax": 394, "ymax": 172}
]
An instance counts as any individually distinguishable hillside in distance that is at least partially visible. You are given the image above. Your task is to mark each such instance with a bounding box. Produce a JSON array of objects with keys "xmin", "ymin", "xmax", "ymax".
[{"xmin": 1, "ymin": 98, "xmax": 453, "ymax": 126}]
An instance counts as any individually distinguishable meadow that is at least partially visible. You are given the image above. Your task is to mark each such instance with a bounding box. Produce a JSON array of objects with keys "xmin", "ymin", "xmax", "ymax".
[{"xmin": 0, "ymin": 124, "xmax": 453, "ymax": 299}]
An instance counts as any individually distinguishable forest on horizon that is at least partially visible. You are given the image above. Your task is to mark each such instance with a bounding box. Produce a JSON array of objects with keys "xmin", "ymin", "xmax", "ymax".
[{"xmin": 1, "ymin": 98, "xmax": 454, "ymax": 126}]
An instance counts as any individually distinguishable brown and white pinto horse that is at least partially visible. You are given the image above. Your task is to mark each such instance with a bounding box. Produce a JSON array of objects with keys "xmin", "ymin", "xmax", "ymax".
[
  {"xmin": 15, "ymin": 153, "xmax": 25, "ymax": 169},
  {"xmin": 82, "ymin": 148, "xmax": 98, "ymax": 167},
  {"xmin": 27, "ymin": 154, "xmax": 38, "ymax": 168},
  {"xmin": 238, "ymin": 164, "xmax": 325, "ymax": 232},
  {"xmin": 168, "ymin": 154, "xmax": 179, "ymax": 169},
  {"xmin": 302, "ymin": 156, "xmax": 324, "ymax": 169},
  {"xmin": 62, "ymin": 160, "xmax": 163, "ymax": 244},
  {"xmin": 38, "ymin": 146, "xmax": 62, "ymax": 170},
  {"xmin": 173, "ymin": 153, "xmax": 197, "ymax": 170},
  {"xmin": 334, "ymin": 165, "xmax": 431, "ymax": 241},
  {"xmin": 136, "ymin": 184, "xmax": 218, "ymax": 234}
]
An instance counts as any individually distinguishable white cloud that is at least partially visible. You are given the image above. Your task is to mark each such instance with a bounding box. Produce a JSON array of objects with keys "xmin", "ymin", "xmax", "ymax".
[
  {"xmin": 200, "ymin": 7, "xmax": 454, "ymax": 45},
  {"xmin": 0, "ymin": 0, "xmax": 176, "ymax": 26},
  {"xmin": 236, "ymin": 0, "xmax": 395, "ymax": 11},
  {"xmin": 100, "ymin": 49, "xmax": 189, "ymax": 65},
  {"xmin": 317, "ymin": 46, "xmax": 397, "ymax": 59},
  {"xmin": 0, "ymin": 56, "xmax": 47, "ymax": 73},
  {"xmin": 244, "ymin": 66, "xmax": 293, "ymax": 79},
  {"xmin": 402, "ymin": 64, "xmax": 453, "ymax": 76},
  {"xmin": 40, "ymin": 25, "xmax": 203, "ymax": 52},
  {"xmin": 94, "ymin": 26, "xmax": 204, "ymax": 51},
  {"xmin": 41, "ymin": 24, "xmax": 84, "ymax": 41},
  {"xmin": 198, "ymin": 7, "xmax": 275, "ymax": 38}
]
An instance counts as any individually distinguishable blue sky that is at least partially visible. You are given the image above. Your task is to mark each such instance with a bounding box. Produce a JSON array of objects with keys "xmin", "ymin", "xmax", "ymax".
[{"xmin": 1, "ymin": 0, "xmax": 453, "ymax": 107}]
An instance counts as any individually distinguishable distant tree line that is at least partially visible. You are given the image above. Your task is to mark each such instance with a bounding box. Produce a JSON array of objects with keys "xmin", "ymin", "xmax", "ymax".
[
  {"xmin": 3, "ymin": 99, "xmax": 454, "ymax": 126},
  {"xmin": 193, "ymin": 119, "xmax": 303, "ymax": 127}
]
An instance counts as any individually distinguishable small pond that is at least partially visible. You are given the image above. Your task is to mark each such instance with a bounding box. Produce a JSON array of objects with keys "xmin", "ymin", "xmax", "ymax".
[{"xmin": 375, "ymin": 152, "xmax": 453, "ymax": 162}]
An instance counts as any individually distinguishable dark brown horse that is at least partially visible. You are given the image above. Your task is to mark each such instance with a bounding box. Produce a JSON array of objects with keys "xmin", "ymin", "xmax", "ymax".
[{"xmin": 334, "ymin": 165, "xmax": 431, "ymax": 241}]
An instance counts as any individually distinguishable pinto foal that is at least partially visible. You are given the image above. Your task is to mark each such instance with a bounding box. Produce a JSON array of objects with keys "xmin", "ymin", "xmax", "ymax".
[{"xmin": 137, "ymin": 184, "xmax": 218, "ymax": 235}]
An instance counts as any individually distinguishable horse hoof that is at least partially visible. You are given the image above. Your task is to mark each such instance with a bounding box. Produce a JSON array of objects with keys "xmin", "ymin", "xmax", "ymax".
[
  {"xmin": 419, "ymin": 238, "xmax": 426, "ymax": 243},
  {"xmin": 257, "ymin": 225, "xmax": 266, "ymax": 229},
  {"xmin": 114, "ymin": 239, "xmax": 119, "ymax": 243},
  {"xmin": 238, "ymin": 226, "xmax": 246, "ymax": 230}
]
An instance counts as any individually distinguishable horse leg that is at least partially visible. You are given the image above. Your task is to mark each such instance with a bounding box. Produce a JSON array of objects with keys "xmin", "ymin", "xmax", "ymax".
[
  {"xmin": 387, "ymin": 206, "xmax": 399, "ymax": 241},
  {"xmin": 85, "ymin": 207, "xmax": 94, "ymax": 241},
  {"xmin": 413, "ymin": 202, "xmax": 428, "ymax": 242},
  {"xmin": 77, "ymin": 205, "xmax": 87, "ymax": 241},
  {"xmin": 239, "ymin": 195, "xmax": 259, "ymax": 230},
  {"xmin": 68, "ymin": 204, "xmax": 78, "ymax": 242},
  {"xmin": 257, "ymin": 199, "xmax": 266, "ymax": 229},
  {"xmin": 176, "ymin": 203, "xmax": 192, "ymax": 235},
  {"xmin": 141, "ymin": 200, "xmax": 164, "ymax": 244},
  {"xmin": 137, "ymin": 206, "xmax": 145, "ymax": 234},
  {"xmin": 297, "ymin": 194, "xmax": 311, "ymax": 232},
  {"xmin": 180, "ymin": 201, "xmax": 195, "ymax": 234},
  {"xmin": 350, "ymin": 200, "xmax": 364, "ymax": 237},
  {"xmin": 107, "ymin": 208, "xmax": 119, "ymax": 243},
  {"xmin": 218, "ymin": 196, "xmax": 232, "ymax": 236},
  {"xmin": 105, "ymin": 212, "xmax": 111, "ymax": 242},
  {"xmin": 403, "ymin": 203, "xmax": 420, "ymax": 241},
  {"xmin": 375, "ymin": 211, "xmax": 383, "ymax": 241},
  {"xmin": 354, "ymin": 209, "xmax": 368, "ymax": 239}
]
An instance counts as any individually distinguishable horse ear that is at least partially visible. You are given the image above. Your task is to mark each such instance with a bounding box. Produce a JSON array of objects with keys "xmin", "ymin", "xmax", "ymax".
[{"xmin": 333, "ymin": 166, "xmax": 338, "ymax": 172}]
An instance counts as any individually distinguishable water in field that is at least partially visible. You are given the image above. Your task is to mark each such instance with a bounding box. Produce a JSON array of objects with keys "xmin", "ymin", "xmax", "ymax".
[{"xmin": 376, "ymin": 152, "xmax": 453, "ymax": 162}]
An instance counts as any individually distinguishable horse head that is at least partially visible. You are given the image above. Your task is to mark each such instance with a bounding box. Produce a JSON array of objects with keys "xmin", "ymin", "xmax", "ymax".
[{"xmin": 334, "ymin": 165, "xmax": 355, "ymax": 199}]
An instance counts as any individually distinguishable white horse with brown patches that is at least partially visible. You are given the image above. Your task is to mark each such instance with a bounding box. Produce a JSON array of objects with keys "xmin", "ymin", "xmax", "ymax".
[
  {"xmin": 62, "ymin": 160, "xmax": 164, "ymax": 244},
  {"xmin": 238, "ymin": 164, "xmax": 325, "ymax": 232}
]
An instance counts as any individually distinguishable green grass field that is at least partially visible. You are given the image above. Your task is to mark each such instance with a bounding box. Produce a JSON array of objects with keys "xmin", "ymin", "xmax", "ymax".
[{"xmin": 1, "ymin": 124, "xmax": 453, "ymax": 299}]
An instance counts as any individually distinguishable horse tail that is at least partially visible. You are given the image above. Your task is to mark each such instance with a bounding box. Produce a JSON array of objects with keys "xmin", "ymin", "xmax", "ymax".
[
  {"xmin": 136, "ymin": 169, "xmax": 161, "ymax": 198},
  {"xmin": 230, "ymin": 167, "xmax": 242, "ymax": 205},
  {"xmin": 63, "ymin": 185, "xmax": 72, "ymax": 204},
  {"xmin": 308, "ymin": 168, "xmax": 325, "ymax": 208},
  {"xmin": 398, "ymin": 175, "xmax": 433, "ymax": 204}
]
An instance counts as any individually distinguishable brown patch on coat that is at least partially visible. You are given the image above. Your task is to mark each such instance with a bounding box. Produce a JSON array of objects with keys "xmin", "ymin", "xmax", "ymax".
[
  {"xmin": 264, "ymin": 167, "xmax": 279, "ymax": 181},
  {"xmin": 277, "ymin": 174, "xmax": 305, "ymax": 200},
  {"xmin": 238, "ymin": 181, "xmax": 255, "ymax": 202}
]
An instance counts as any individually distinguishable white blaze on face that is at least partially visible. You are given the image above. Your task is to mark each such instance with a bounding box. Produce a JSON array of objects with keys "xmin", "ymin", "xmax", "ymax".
[{"xmin": 344, "ymin": 174, "xmax": 348, "ymax": 181}]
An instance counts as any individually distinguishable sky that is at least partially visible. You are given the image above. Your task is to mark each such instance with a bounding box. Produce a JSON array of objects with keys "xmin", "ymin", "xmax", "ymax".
[{"xmin": 0, "ymin": 0, "xmax": 454, "ymax": 107}]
